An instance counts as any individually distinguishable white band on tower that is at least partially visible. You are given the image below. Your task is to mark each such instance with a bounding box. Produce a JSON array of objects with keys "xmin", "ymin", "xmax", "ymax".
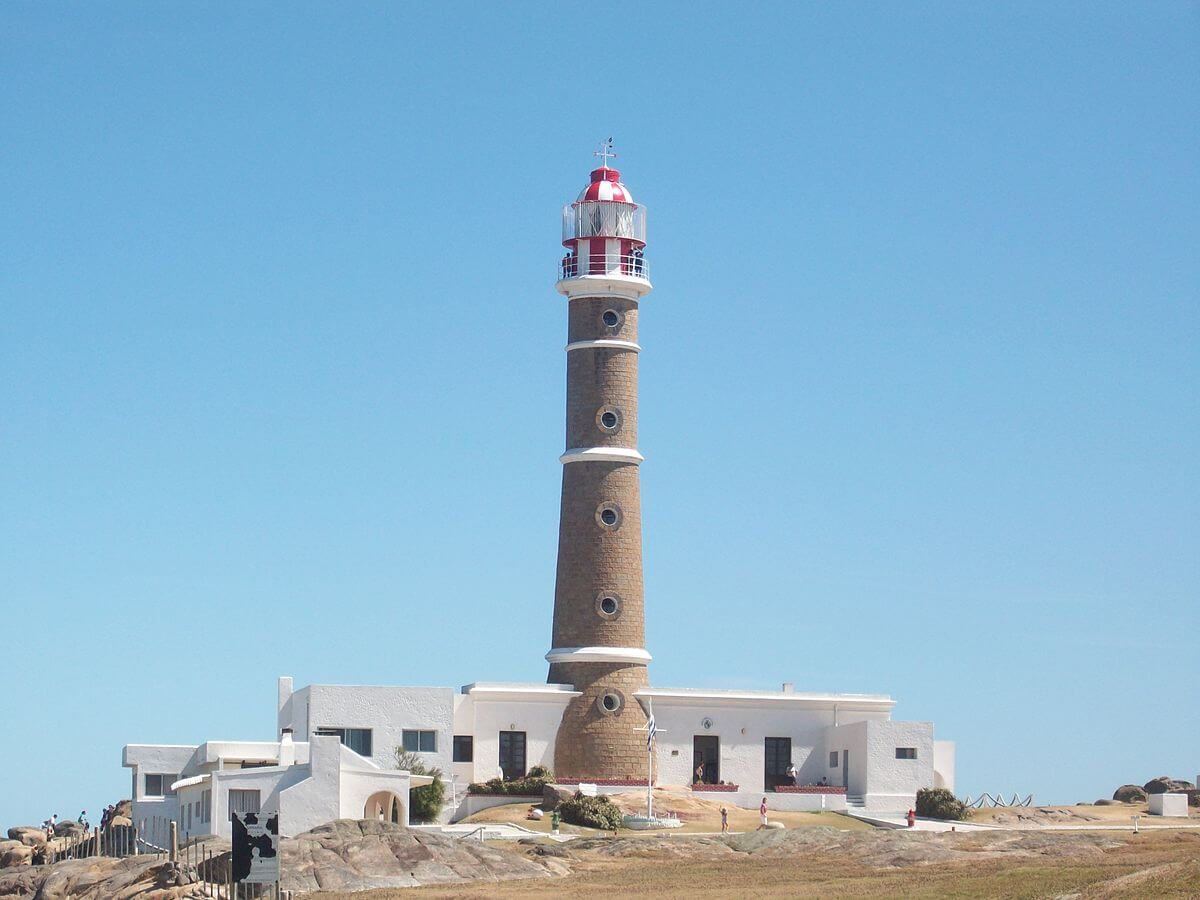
[
  {"xmin": 545, "ymin": 646, "xmax": 653, "ymax": 665},
  {"xmin": 565, "ymin": 339, "xmax": 641, "ymax": 353},
  {"xmin": 559, "ymin": 447, "xmax": 644, "ymax": 465}
]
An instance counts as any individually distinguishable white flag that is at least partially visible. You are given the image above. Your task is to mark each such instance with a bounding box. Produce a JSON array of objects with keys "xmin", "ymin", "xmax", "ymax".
[{"xmin": 646, "ymin": 713, "xmax": 657, "ymax": 750}]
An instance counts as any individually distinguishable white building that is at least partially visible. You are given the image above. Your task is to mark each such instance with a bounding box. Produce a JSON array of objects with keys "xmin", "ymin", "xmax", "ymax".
[
  {"xmin": 124, "ymin": 731, "xmax": 431, "ymax": 840},
  {"xmin": 121, "ymin": 149, "xmax": 955, "ymax": 831}
]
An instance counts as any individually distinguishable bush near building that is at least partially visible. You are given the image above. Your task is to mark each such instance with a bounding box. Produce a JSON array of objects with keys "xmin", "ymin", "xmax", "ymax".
[
  {"xmin": 916, "ymin": 787, "xmax": 968, "ymax": 821},
  {"xmin": 393, "ymin": 749, "xmax": 446, "ymax": 823},
  {"xmin": 558, "ymin": 792, "xmax": 624, "ymax": 830},
  {"xmin": 467, "ymin": 766, "xmax": 556, "ymax": 796}
]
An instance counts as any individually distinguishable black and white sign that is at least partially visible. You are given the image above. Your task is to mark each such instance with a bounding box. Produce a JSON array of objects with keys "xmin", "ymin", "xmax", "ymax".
[{"xmin": 231, "ymin": 809, "xmax": 279, "ymax": 884}]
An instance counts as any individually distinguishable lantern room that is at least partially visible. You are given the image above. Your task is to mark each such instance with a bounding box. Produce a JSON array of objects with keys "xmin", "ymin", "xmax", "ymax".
[{"xmin": 557, "ymin": 149, "xmax": 651, "ymax": 298}]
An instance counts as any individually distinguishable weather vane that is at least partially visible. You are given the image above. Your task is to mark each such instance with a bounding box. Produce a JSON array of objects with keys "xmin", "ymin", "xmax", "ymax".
[{"xmin": 594, "ymin": 137, "xmax": 617, "ymax": 168}]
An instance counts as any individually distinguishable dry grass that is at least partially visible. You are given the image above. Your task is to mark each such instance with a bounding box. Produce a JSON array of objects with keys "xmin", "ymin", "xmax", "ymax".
[
  {"xmin": 460, "ymin": 799, "xmax": 872, "ymax": 835},
  {"xmin": 301, "ymin": 829, "xmax": 1200, "ymax": 899}
]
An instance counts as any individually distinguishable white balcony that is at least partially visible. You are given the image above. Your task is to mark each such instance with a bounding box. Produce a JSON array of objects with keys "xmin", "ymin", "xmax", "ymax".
[{"xmin": 558, "ymin": 252, "xmax": 649, "ymax": 282}]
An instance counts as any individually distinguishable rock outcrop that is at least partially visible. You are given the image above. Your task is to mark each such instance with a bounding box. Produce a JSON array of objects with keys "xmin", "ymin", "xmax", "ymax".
[
  {"xmin": 0, "ymin": 856, "xmax": 202, "ymax": 898},
  {"xmin": 6, "ymin": 827, "xmax": 47, "ymax": 847},
  {"xmin": 281, "ymin": 819, "xmax": 560, "ymax": 893},
  {"xmin": 1112, "ymin": 784, "xmax": 1147, "ymax": 803},
  {"xmin": 0, "ymin": 841, "xmax": 34, "ymax": 869},
  {"xmin": 1143, "ymin": 776, "xmax": 1195, "ymax": 795}
]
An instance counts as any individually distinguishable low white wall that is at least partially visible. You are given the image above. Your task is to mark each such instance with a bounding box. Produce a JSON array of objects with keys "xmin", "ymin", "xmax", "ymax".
[{"xmin": 690, "ymin": 790, "xmax": 847, "ymax": 813}]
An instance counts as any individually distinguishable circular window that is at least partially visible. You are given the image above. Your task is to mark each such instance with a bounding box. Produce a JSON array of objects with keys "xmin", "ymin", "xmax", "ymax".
[
  {"xmin": 595, "ymin": 406, "xmax": 623, "ymax": 434},
  {"xmin": 601, "ymin": 309, "xmax": 622, "ymax": 331},
  {"xmin": 596, "ymin": 690, "xmax": 624, "ymax": 715},
  {"xmin": 595, "ymin": 502, "xmax": 622, "ymax": 530},
  {"xmin": 595, "ymin": 592, "xmax": 623, "ymax": 619}
]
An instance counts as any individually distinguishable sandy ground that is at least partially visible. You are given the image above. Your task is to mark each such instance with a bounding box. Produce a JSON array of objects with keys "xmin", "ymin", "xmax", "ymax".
[
  {"xmin": 968, "ymin": 801, "xmax": 1194, "ymax": 827},
  {"xmin": 301, "ymin": 828, "xmax": 1200, "ymax": 898},
  {"xmin": 460, "ymin": 790, "xmax": 873, "ymax": 835}
]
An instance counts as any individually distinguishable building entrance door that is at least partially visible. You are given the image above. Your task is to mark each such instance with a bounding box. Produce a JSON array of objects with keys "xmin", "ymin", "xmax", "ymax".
[
  {"xmin": 693, "ymin": 735, "xmax": 719, "ymax": 784},
  {"xmin": 499, "ymin": 731, "xmax": 526, "ymax": 780},
  {"xmin": 842, "ymin": 749, "xmax": 849, "ymax": 789},
  {"xmin": 764, "ymin": 737, "xmax": 792, "ymax": 791}
]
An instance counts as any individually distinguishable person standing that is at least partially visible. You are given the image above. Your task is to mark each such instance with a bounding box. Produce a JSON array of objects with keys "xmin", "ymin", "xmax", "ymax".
[
  {"xmin": 785, "ymin": 763, "xmax": 797, "ymax": 786},
  {"xmin": 720, "ymin": 806, "xmax": 728, "ymax": 833},
  {"xmin": 758, "ymin": 797, "xmax": 768, "ymax": 829},
  {"xmin": 694, "ymin": 761, "xmax": 705, "ymax": 784}
]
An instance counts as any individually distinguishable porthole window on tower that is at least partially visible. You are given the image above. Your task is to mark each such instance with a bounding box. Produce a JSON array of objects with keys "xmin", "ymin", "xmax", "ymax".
[
  {"xmin": 601, "ymin": 308, "xmax": 622, "ymax": 331},
  {"xmin": 596, "ymin": 406, "xmax": 623, "ymax": 434},
  {"xmin": 595, "ymin": 593, "xmax": 623, "ymax": 619},
  {"xmin": 595, "ymin": 503, "xmax": 622, "ymax": 530},
  {"xmin": 597, "ymin": 691, "xmax": 624, "ymax": 715}
]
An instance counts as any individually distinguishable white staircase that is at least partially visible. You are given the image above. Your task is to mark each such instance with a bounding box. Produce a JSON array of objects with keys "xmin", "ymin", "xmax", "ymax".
[{"xmin": 845, "ymin": 795, "xmax": 866, "ymax": 809}]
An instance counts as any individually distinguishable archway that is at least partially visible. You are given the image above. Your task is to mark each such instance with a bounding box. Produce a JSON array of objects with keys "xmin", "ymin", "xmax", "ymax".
[{"xmin": 364, "ymin": 790, "xmax": 405, "ymax": 825}]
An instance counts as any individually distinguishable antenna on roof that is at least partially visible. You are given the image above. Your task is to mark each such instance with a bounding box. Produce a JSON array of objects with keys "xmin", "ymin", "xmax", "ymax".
[{"xmin": 594, "ymin": 137, "xmax": 617, "ymax": 168}]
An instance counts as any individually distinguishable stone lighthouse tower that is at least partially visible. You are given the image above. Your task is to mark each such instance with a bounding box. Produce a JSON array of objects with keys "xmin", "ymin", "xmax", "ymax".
[{"xmin": 547, "ymin": 142, "xmax": 655, "ymax": 781}]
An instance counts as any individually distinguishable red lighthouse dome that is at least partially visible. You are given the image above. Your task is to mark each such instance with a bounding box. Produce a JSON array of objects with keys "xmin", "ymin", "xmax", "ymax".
[{"xmin": 577, "ymin": 167, "xmax": 635, "ymax": 203}]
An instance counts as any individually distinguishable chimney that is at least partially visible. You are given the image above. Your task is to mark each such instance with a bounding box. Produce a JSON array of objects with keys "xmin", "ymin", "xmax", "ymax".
[
  {"xmin": 279, "ymin": 728, "xmax": 295, "ymax": 768},
  {"xmin": 781, "ymin": 682, "xmax": 795, "ymax": 693}
]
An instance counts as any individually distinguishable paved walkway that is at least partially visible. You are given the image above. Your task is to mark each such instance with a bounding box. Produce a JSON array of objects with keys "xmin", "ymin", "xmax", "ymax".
[
  {"xmin": 847, "ymin": 812, "xmax": 1200, "ymax": 833},
  {"xmin": 427, "ymin": 822, "xmax": 578, "ymax": 842}
]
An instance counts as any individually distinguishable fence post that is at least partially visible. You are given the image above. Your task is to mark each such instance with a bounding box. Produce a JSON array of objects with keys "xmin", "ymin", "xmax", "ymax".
[{"xmin": 169, "ymin": 821, "xmax": 177, "ymax": 863}]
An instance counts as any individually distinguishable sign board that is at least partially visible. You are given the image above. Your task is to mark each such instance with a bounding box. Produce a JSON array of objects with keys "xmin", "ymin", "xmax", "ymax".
[{"xmin": 231, "ymin": 809, "xmax": 279, "ymax": 884}]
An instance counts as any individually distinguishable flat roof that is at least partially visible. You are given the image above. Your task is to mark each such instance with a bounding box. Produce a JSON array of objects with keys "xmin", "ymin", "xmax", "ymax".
[{"xmin": 638, "ymin": 686, "xmax": 895, "ymax": 708}]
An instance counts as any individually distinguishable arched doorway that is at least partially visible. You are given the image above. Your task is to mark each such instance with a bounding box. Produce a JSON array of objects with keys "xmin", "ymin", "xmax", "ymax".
[{"xmin": 364, "ymin": 791, "xmax": 404, "ymax": 825}]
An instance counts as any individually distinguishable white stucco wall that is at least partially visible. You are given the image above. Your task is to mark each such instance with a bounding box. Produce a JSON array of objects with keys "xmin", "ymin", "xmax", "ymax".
[
  {"xmin": 933, "ymin": 740, "xmax": 956, "ymax": 792},
  {"xmin": 282, "ymin": 684, "xmax": 455, "ymax": 778},
  {"xmin": 466, "ymin": 695, "xmax": 569, "ymax": 782},
  {"xmin": 645, "ymin": 692, "xmax": 892, "ymax": 793}
]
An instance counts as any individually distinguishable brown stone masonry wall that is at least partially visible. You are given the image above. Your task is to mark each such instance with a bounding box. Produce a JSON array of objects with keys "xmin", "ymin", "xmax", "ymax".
[
  {"xmin": 549, "ymin": 661, "xmax": 656, "ymax": 781},
  {"xmin": 549, "ymin": 461, "xmax": 644, "ymax": 650}
]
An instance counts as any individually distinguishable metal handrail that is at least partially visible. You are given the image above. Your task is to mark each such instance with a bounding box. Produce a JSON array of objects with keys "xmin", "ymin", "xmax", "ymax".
[{"xmin": 558, "ymin": 252, "xmax": 649, "ymax": 281}]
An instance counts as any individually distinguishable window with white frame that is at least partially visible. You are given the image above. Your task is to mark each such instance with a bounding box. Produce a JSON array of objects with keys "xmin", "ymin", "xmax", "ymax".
[
  {"xmin": 228, "ymin": 789, "xmax": 261, "ymax": 822},
  {"xmin": 315, "ymin": 727, "xmax": 373, "ymax": 757},
  {"xmin": 402, "ymin": 729, "xmax": 437, "ymax": 753},
  {"xmin": 829, "ymin": 752, "xmax": 839, "ymax": 768},
  {"xmin": 895, "ymin": 747, "xmax": 917, "ymax": 759}
]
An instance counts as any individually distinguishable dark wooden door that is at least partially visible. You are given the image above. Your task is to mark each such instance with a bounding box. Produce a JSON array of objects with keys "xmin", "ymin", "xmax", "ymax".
[
  {"xmin": 692, "ymin": 735, "xmax": 719, "ymax": 784},
  {"xmin": 764, "ymin": 737, "xmax": 792, "ymax": 790},
  {"xmin": 499, "ymin": 731, "xmax": 526, "ymax": 780}
]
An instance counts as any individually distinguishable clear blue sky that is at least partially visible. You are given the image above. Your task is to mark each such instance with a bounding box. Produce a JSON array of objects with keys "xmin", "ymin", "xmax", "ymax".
[{"xmin": 2, "ymin": 3, "xmax": 1196, "ymax": 826}]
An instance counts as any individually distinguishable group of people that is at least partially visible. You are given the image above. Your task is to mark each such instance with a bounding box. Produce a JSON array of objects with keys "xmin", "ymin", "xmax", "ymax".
[
  {"xmin": 42, "ymin": 809, "xmax": 103, "ymax": 840},
  {"xmin": 714, "ymin": 798, "xmax": 774, "ymax": 832},
  {"xmin": 781, "ymin": 764, "xmax": 830, "ymax": 788}
]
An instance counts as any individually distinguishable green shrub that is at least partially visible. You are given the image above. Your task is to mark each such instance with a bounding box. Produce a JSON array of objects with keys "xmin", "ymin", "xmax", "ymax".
[
  {"xmin": 558, "ymin": 792, "xmax": 624, "ymax": 830},
  {"xmin": 915, "ymin": 787, "xmax": 968, "ymax": 821},
  {"xmin": 394, "ymin": 749, "xmax": 446, "ymax": 823},
  {"xmin": 467, "ymin": 771, "xmax": 555, "ymax": 796}
]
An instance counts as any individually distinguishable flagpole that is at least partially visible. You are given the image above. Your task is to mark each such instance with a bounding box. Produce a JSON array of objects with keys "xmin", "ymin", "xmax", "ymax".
[{"xmin": 646, "ymin": 699, "xmax": 654, "ymax": 821}]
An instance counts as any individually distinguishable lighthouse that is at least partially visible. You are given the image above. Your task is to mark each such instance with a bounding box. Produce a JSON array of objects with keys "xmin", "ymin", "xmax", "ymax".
[{"xmin": 546, "ymin": 141, "xmax": 655, "ymax": 780}]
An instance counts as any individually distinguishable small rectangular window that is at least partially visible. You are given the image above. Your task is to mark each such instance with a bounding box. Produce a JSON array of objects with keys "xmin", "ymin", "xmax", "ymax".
[
  {"xmin": 829, "ymin": 751, "xmax": 839, "ymax": 768},
  {"xmin": 403, "ymin": 729, "xmax": 437, "ymax": 753},
  {"xmin": 228, "ymin": 789, "xmax": 261, "ymax": 822},
  {"xmin": 316, "ymin": 727, "xmax": 373, "ymax": 757},
  {"xmin": 145, "ymin": 773, "xmax": 178, "ymax": 796},
  {"xmin": 453, "ymin": 735, "xmax": 474, "ymax": 763},
  {"xmin": 895, "ymin": 747, "xmax": 917, "ymax": 760}
]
